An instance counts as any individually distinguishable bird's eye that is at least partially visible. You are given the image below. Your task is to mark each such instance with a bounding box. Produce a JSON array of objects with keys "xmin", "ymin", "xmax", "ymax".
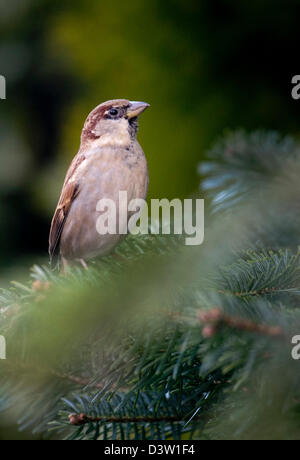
[{"xmin": 109, "ymin": 108, "xmax": 119, "ymax": 117}]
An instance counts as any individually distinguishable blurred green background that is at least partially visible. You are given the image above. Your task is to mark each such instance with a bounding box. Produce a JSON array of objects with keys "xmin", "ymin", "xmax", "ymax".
[{"xmin": 0, "ymin": 0, "xmax": 300, "ymax": 272}]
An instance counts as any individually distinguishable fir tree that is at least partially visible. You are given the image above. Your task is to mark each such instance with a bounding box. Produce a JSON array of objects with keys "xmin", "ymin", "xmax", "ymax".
[{"xmin": 1, "ymin": 130, "xmax": 300, "ymax": 440}]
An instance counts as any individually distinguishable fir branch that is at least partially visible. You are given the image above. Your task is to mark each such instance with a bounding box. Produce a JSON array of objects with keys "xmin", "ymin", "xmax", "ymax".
[
  {"xmin": 199, "ymin": 130, "xmax": 300, "ymax": 213},
  {"xmin": 3, "ymin": 131, "xmax": 300, "ymax": 440},
  {"xmin": 215, "ymin": 249, "xmax": 300, "ymax": 301},
  {"xmin": 198, "ymin": 308, "xmax": 284, "ymax": 339},
  {"xmin": 68, "ymin": 413, "xmax": 188, "ymax": 426}
]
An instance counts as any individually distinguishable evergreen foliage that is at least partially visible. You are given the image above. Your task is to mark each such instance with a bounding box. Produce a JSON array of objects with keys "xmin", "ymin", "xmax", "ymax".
[{"xmin": 1, "ymin": 131, "xmax": 300, "ymax": 440}]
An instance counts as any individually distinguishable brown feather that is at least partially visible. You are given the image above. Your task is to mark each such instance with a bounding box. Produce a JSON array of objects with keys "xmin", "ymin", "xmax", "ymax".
[{"xmin": 48, "ymin": 154, "xmax": 85, "ymax": 261}]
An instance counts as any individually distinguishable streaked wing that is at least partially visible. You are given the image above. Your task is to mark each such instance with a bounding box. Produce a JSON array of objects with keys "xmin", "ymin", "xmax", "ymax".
[{"xmin": 48, "ymin": 154, "xmax": 85, "ymax": 262}]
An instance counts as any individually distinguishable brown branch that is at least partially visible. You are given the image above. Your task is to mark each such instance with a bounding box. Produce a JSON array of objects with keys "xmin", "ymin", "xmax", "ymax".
[
  {"xmin": 198, "ymin": 308, "xmax": 284, "ymax": 339},
  {"xmin": 69, "ymin": 413, "xmax": 186, "ymax": 426}
]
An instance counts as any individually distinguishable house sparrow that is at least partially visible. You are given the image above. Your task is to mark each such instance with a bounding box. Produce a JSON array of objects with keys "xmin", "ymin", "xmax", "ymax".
[{"xmin": 49, "ymin": 99, "xmax": 149, "ymax": 267}]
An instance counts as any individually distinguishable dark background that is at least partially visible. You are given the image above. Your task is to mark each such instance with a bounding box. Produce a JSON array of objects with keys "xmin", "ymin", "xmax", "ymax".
[{"xmin": 0, "ymin": 0, "xmax": 299, "ymax": 274}]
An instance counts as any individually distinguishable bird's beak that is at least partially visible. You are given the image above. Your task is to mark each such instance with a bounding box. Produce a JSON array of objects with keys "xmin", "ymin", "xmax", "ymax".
[{"xmin": 127, "ymin": 101, "xmax": 150, "ymax": 119}]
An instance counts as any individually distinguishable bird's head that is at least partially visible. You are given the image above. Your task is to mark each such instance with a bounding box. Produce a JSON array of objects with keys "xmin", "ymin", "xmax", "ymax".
[{"xmin": 80, "ymin": 99, "xmax": 150, "ymax": 148}]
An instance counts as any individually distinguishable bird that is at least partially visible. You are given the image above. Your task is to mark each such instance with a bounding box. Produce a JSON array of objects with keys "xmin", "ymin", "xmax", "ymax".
[{"xmin": 49, "ymin": 99, "xmax": 150, "ymax": 269}]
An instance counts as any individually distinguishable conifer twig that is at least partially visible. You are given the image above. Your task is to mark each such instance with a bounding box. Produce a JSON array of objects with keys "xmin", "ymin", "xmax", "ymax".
[
  {"xmin": 69, "ymin": 413, "xmax": 186, "ymax": 426},
  {"xmin": 198, "ymin": 308, "xmax": 284, "ymax": 339}
]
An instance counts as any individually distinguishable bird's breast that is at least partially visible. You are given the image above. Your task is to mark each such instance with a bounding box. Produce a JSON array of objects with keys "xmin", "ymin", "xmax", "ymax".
[
  {"xmin": 82, "ymin": 145, "xmax": 148, "ymax": 200},
  {"xmin": 60, "ymin": 144, "xmax": 148, "ymax": 260}
]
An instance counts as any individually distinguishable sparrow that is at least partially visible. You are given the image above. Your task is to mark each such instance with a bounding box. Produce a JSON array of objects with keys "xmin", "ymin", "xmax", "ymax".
[{"xmin": 49, "ymin": 99, "xmax": 149, "ymax": 268}]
